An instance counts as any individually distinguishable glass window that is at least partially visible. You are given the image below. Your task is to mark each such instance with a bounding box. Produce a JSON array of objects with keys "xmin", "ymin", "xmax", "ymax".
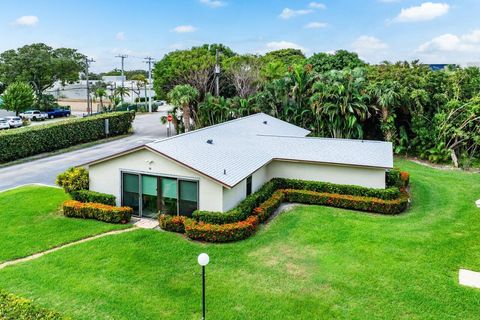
[
  {"xmin": 122, "ymin": 173, "xmax": 139, "ymax": 214},
  {"xmin": 179, "ymin": 180, "xmax": 198, "ymax": 217},
  {"xmin": 142, "ymin": 175, "xmax": 158, "ymax": 218},
  {"xmin": 246, "ymin": 175, "xmax": 252, "ymax": 196},
  {"xmin": 161, "ymin": 178, "xmax": 177, "ymax": 215}
]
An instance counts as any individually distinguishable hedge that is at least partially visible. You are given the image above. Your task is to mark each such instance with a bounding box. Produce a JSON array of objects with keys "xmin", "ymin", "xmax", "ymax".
[
  {"xmin": 193, "ymin": 178, "xmax": 400, "ymax": 224},
  {"xmin": 0, "ymin": 290, "xmax": 68, "ymax": 320},
  {"xmin": 63, "ymin": 200, "xmax": 132, "ymax": 224},
  {"xmin": 282, "ymin": 189, "xmax": 409, "ymax": 215},
  {"xmin": 0, "ymin": 111, "xmax": 135, "ymax": 163},
  {"xmin": 70, "ymin": 190, "xmax": 116, "ymax": 206},
  {"xmin": 185, "ymin": 216, "xmax": 259, "ymax": 243},
  {"xmin": 252, "ymin": 190, "xmax": 285, "ymax": 223},
  {"xmin": 159, "ymin": 214, "xmax": 187, "ymax": 233}
]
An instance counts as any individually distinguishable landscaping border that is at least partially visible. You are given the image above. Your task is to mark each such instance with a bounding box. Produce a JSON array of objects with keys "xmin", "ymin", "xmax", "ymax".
[{"xmin": 160, "ymin": 175, "xmax": 410, "ymax": 243}]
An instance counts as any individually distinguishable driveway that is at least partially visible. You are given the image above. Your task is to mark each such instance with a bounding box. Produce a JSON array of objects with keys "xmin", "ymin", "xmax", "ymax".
[{"xmin": 0, "ymin": 112, "xmax": 171, "ymax": 191}]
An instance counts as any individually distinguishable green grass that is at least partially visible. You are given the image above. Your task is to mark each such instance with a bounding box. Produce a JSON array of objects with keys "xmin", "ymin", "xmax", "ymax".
[
  {"xmin": 0, "ymin": 185, "xmax": 129, "ymax": 262},
  {"xmin": 1, "ymin": 160, "xmax": 480, "ymax": 319}
]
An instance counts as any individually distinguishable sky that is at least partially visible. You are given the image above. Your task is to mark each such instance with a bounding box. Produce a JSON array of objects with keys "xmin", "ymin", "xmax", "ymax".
[{"xmin": 0, "ymin": 0, "xmax": 479, "ymax": 72}]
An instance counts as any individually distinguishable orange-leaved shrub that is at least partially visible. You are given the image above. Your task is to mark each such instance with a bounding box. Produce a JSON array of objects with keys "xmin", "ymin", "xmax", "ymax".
[
  {"xmin": 63, "ymin": 200, "xmax": 132, "ymax": 224},
  {"xmin": 185, "ymin": 216, "xmax": 259, "ymax": 242}
]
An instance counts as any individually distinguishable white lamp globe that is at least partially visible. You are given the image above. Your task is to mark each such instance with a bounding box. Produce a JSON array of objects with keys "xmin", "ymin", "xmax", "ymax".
[{"xmin": 197, "ymin": 253, "xmax": 210, "ymax": 266}]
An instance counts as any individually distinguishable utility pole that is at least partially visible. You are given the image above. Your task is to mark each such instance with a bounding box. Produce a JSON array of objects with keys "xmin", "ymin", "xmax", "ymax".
[
  {"xmin": 144, "ymin": 56, "xmax": 155, "ymax": 112},
  {"xmin": 116, "ymin": 54, "xmax": 127, "ymax": 102},
  {"xmin": 85, "ymin": 57, "xmax": 95, "ymax": 115},
  {"xmin": 214, "ymin": 49, "xmax": 220, "ymax": 97}
]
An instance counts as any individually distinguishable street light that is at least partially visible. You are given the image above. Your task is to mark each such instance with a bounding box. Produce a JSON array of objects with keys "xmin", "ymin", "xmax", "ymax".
[{"xmin": 197, "ymin": 253, "xmax": 209, "ymax": 320}]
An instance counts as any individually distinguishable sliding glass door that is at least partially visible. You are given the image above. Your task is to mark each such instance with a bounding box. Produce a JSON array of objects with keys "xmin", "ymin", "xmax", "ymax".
[
  {"xmin": 179, "ymin": 180, "xmax": 198, "ymax": 217},
  {"xmin": 122, "ymin": 173, "xmax": 140, "ymax": 214},
  {"xmin": 122, "ymin": 172, "xmax": 198, "ymax": 218}
]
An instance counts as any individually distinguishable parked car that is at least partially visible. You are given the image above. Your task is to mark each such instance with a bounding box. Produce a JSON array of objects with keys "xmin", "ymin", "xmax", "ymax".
[
  {"xmin": 0, "ymin": 118, "xmax": 9, "ymax": 130},
  {"xmin": 46, "ymin": 108, "xmax": 71, "ymax": 119},
  {"xmin": 5, "ymin": 116, "xmax": 22, "ymax": 128},
  {"xmin": 20, "ymin": 110, "xmax": 48, "ymax": 121}
]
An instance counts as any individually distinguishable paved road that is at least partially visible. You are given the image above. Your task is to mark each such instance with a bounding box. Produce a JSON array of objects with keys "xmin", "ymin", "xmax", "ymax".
[{"xmin": 0, "ymin": 112, "xmax": 170, "ymax": 191}]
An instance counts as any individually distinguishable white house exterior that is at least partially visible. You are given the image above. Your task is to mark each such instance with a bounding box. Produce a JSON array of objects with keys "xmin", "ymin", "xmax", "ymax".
[{"xmin": 84, "ymin": 113, "xmax": 393, "ymax": 218}]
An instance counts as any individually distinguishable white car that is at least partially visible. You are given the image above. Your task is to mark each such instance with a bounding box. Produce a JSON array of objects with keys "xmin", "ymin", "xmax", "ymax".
[
  {"xmin": 5, "ymin": 116, "xmax": 22, "ymax": 128},
  {"xmin": 0, "ymin": 118, "xmax": 9, "ymax": 130},
  {"xmin": 20, "ymin": 110, "xmax": 48, "ymax": 121}
]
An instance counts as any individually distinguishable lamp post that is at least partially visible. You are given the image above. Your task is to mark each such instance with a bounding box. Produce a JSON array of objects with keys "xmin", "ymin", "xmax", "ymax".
[{"xmin": 197, "ymin": 253, "xmax": 209, "ymax": 320}]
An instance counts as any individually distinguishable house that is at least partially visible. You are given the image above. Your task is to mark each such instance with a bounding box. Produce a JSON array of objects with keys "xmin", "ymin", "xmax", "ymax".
[{"xmin": 84, "ymin": 113, "xmax": 393, "ymax": 219}]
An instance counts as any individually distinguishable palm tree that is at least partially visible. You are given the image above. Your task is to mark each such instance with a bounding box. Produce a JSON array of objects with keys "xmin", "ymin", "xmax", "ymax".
[
  {"xmin": 93, "ymin": 88, "xmax": 107, "ymax": 111},
  {"xmin": 115, "ymin": 86, "xmax": 130, "ymax": 103},
  {"xmin": 167, "ymin": 84, "xmax": 199, "ymax": 132},
  {"xmin": 369, "ymin": 80, "xmax": 400, "ymax": 142}
]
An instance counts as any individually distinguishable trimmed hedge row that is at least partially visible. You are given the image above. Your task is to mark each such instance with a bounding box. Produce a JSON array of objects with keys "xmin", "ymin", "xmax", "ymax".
[
  {"xmin": 282, "ymin": 189, "xmax": 409, "ymax": 215},
  {"xmin": 252, "ymin": 190, "xmax": 285, "ymax": 223},
  {"xmin": 185, "ymin": 216, "xmax": 259, "ymax": 243},
  {"xmin": 0, "ymin": 290, "xmax": 68, "ymax": 320},
  {"xmin": 193, "ymin": 178, "xmax": 401, "ymax": 225},
  {"xmin": 386, "ymin": 169, "xmax": 410, "ymax": 188},
  {"xmin": 0, "ymin": 112, "xmax": 135, "ymax": 163},
  {"xmin": 63, "ymin": 200, "xmax": 132, "ymax": 224},
  {"xmin": 70, "ymin": 190, "xmax": 116, "ymax": 206},
  {"xmin": 159, "ymin": 214, "xmax": 186, "ymax": 233}
]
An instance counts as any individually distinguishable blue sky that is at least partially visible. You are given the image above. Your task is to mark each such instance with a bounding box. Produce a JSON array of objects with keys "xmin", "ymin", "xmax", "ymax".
[{"xmin": 1, "ymin": 0, "xmax": 479, "ymax": 71}]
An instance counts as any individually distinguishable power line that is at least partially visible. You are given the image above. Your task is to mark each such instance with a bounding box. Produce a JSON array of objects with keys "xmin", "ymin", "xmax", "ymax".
[{"xmin": 144, "ymin": 56, "xmax": 155, "ymax": 113}]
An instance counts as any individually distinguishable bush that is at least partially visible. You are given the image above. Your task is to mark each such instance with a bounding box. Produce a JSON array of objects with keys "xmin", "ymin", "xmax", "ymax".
[
  {"xmin": 282, "ymin": 189, "xmax": 409, "ymax": 215},
  {"xmin": 70, "ymin": 190, "xmax": 116, "ymax": 206},
  {"xmin": 56, "ymin": 167, "xmax": 89, "ymax": 193},
  {"xmin": 253, "ymin": 190, "xmax": 285, "ymax": 222},
  {"xmin": 63, "ymin": 200, "xmax": 132, "ymax": 224},
  {"xmin": 386, "ymin": 169, "xmax": 402, "ymax": 188},
  {"xmin": 400, "ymin": 171, "xmax": 410, "ymax": 187},
  {"xmin": 159, "ymin": 214, "xmax": 186, "ymax": 233},
  {"xmin": 0, "ymin": 289, "xmax": 68, "ymax": 320},
  {"xmin": 192, "ymin": 180, "xmax": 280, "ymax": 224},
  {"xmin": 0, "ymin": 112, "xmax": 135, "ymax": 163},
  {"xmin": 274, "ymin": 178, "xmax": 400, "ymax": 200},
  {"xmin": 185, "ymin": 216, "xmax": 259, "ymax": 242}
]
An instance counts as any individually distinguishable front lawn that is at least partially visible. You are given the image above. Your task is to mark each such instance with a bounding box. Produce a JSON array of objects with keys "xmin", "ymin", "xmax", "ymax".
[
  {"xmin": 0, "ymin": 160, "xmax": 479, "ymax": 319},
  {"xmin": 0, "ymin": 185, "xmax": 129, "ymax": 262}
]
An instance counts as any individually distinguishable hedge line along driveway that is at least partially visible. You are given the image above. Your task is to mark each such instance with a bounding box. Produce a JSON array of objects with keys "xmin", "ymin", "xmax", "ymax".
[
  {"xmin": 0, "ymin": 112, "xmax": 167, "ymax": 191},
  {"xmin": 0, "ymin": 159, "xmax": 479, "ymax": 319},
  {"xmin": 0, "ymin": 185, "xmax": 129, "ymax": 263}
]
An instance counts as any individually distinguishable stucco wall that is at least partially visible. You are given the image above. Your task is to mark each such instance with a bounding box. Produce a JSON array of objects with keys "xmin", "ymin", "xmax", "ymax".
[
  {"xmin": 266, "ymin": 160, "xmax": 386, "ymax": 189},
  {"xmin": 88, "ymin": 149, "xmax": 224, "ymax": 212},
  {"xmin": 222, "ymin": 165, "xmax": 270, "ymax": 211}
]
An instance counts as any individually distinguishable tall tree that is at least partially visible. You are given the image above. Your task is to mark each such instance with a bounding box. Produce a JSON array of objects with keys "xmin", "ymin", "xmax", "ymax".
[
  {"xmin": 167, "ymin": 84, "xmax": 199, "ymax": 132},
  {"xmin": 0, "ymin": 43, "xmax": 85, "ymax": 105},
  {"xmin": 223, "ymin": 55, "xmax": 261, "ymax": 98}
]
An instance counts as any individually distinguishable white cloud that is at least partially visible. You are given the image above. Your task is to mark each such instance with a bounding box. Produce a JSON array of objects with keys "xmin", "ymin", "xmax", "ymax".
[
  {"xmin": 266, "ymin": 41, "xmax": 305, "ymax": 52},
  {"xmin": 304, "ymin": 22, "xmax": 328, "ymax": 29},
  {"xmin": 279, "ymin": 8, "xmax": 313, "ymax": 19},
  {"xmin": 115, "ymin": 32, "xmax": 125, "ymax": 41},
  {"xmin": 309, "ymin": 2, "xmax": 326, "ymax": 9},
  {"xmin": 418, "ymin": 30, "xmax": 480, "ymax": 53},
  {"xmin": 199, "ymin": 0, "xmax": 226, "ymax": 8},
  {"xmin": 13, "ymin": 15, "xmax": 39, "ymax": 26},
  {"xmin": 394, "ymin": 2, "xmax": 449, "ymax": 22},
  {"xmin": 352, "ymin": 36, "xmax": 388, "ymax": 53},
  {"xmin": 171, "ymin": 25, "xmax": 197, "ymax": 33}
]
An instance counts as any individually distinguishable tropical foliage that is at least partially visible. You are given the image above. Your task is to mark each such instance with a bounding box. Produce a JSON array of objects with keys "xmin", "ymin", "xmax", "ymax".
[{"xmin": 154, "ymin": 44, "xmax": 480, "ymax": 168}]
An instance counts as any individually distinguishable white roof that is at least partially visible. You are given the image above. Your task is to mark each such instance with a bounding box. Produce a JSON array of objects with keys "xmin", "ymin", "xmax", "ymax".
[{"xmin": 143, "ymin": 113, "xmax": 393, "ymax": 187}]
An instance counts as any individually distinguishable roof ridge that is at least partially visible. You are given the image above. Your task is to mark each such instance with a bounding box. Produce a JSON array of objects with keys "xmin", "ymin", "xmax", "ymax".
[
  {"xmin": 148, "ymin": 112, "xmax": 268, "ymax": 144},
  {"xmin": 257, "ymin": 134, "xmax": 390, "ymax": 144}
]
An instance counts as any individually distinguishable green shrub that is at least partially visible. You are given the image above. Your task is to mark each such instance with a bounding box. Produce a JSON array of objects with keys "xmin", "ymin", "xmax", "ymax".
[
  {"xmin": 253, "ymin": 190, "xmax": 285, "ymax": 222},
  {"xmin": 70, "ymin": 190, "xmax": 116, "ymax": 206},
  {"xmin": 63, "ymin": 200, "xmax": 132, "ymax": 224},
  {"xmin": 185, "ymin": 216, "xmax": 259, "ymax": 242},
  {"xmin": 55, "ymin": 167, "xmax": 89, "ymax": 193},
  {"xmin": 0, "ymin": 289, "xmax": 68, "ymax": 319},
  {"xmin": 274, "ymin": 178, "xmax": 400, "ymax": 200},
  {"xmin": 0, "ymin": 112, "xmax": 135, "ymax": 163},
  {"xmin": 192, "ymin": 180, "xmax": 280, "ymax": 224},
  {"xmin": 386, "ymin": 169, "xmax": 402, "ymax": 188},
  {"xmin": 282, "ymin": 189, "xmax": 409, "ymax": 215},
  {"xmin": 159, "ymin": 214, "xmax": 186, "ymax": 233}
]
